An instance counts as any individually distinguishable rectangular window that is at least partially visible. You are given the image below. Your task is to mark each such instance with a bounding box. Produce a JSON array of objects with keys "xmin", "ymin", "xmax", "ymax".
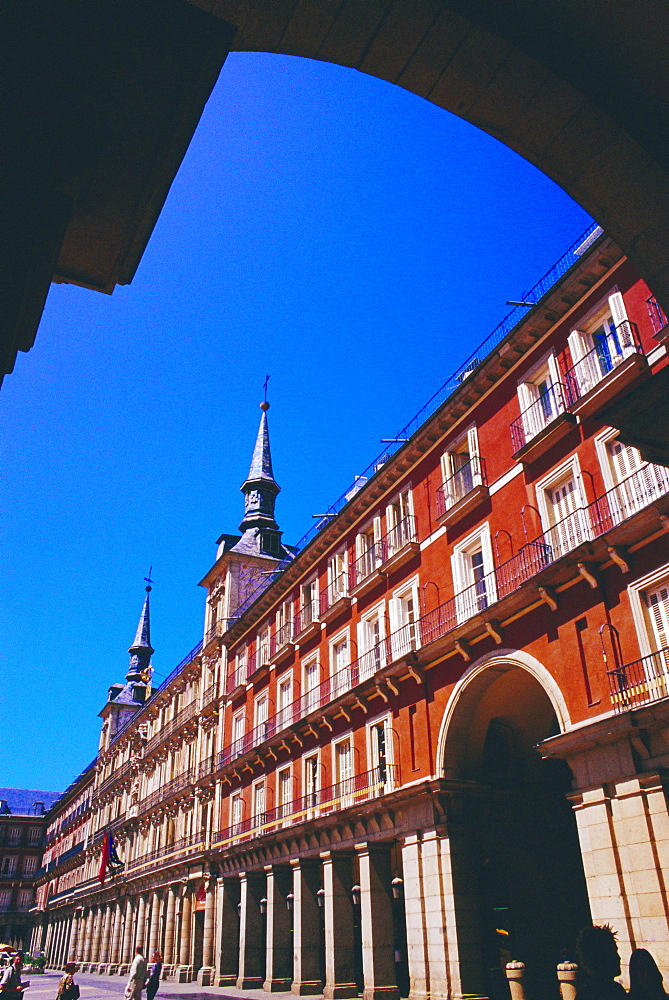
[
  {"xmin": 544, "ymin": 474, "xmax": 589, "ymax": 558},
  {"xmin": 567, "ymin": 292, "xmax": 636, "ymax": 399},
  {"xmin": 275, "ymin": 599, "xmax": 293, "ymax": 649},
  {"xmin": 602, "ymin": 438, "xmax": 669, "ymax": 526},
  {"xmin": 440, "ymin": 427, "xmax": 484, "ymax": 510},
  {"xmin": 254, "ymin": 694, "xmax": 269, "ymax": 740},
  {"xmin": 297, "ymin": 580, "xmax": 318, "ymax": 632},
  {"xmin": 330, "ymin": 634, "xmax": 350, "ymax": 697},
  {"xmin": 516, "ymin": 354, "xmax": 565, "ymax": 445},
  {"xmin": 389, "ymin": 583, "xmax": 419, "ymax": 659},
  {"xmin": 18, "ymin": 890, "xmax": 32, "ymax": 911},
  {"xmin": 354, "ymin": 517, "xmax": 382, "ymax": 585},
  {"xmin": 358, "ymin": 608, "xmax": 385, "ymax": 681},
  {"xmin": 231, "ymin": 793, "xmax": 243, "ymax": 836},
  {"xmin": 232, "ymin": 645, "xmax": 248, "ymax": 689},
  {"xmin": 368, "ymin": 718, "xmax": 394, "ymax": 792},
  {"xmin": 27, "ymin": 828, "xmax": 41, "ymax": 846},
  {"xmin": 278, "ymin": 767, "xmax": 292, "ymax": 823},
  {"xmin": 231, "ymin": 711, "xmax": 246, "ymax": 756},
  {"xmin": 324, "ymin": 550, "xmax": 348, "ymax": 609},
  {"xmin": 452, "ymin": 525, "xmax": 497, "ymax": 624},
  {"xmin": 334, "ymin": 738, "xmax": 354, "ymax": 808},
  {"xmin": 253, "ymin": 781, "xmax": 266, "ymax": 826},
  {"xmin": 258, "ymin": 626, "xmax": 271, "ymax": 667},
  {"xmin": 304, "ymin": 753, "xmax": 319, "ymax": 819},
  {"xmin": 22, "ymin": 857, "xmax": 37, "ymax": 876},
  {"xmin": 303, "ymin": 657, "xmax": 320, "ymax": 715},
  {"xmin": 276, "ymin": 674, "xmax": 293, "ymax": 732},
  {"xmin": 387, "ymin": 489, "xmax": 414, "ymax": 554},
  {"xmin": 7, "ymin": 828, "xmax": 21, "ymax": 847},
  {"xmin": 1, "ymin": 858, "xmax": 17, "ymax": 875},
  {"xmin": 0, "ymin": 890, "xmax": 11, "ymax": 911}
]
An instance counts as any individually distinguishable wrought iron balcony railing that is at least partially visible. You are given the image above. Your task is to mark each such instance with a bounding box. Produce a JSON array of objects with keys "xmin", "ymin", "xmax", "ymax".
[
  {"xmin": 270, "ymin": 621, "xmax": 293, "ymax": 660},
  {"xmin": 647, "ymin": 296, "xmax": 668, "ymax": 336},
  {"xmin": 607, "ymin": 648, "xmax": 669, "ymax": 713},
  {"xmin": 436, "ymin": 456, "xmax": 487, "ymax": 517},
  {"xmin": 125, "ymin": 832, "xmax": 203, "ymax": 873},
  {"xmin": 144, "ymin": 701, "xmax": 198, "ymax": 756},
  {"xmin": 320, "ymin": 574, "xmax": 349, "ymax": 615},
  {"xmin": 226, "ymin": 661, "xmax": 248, "ymax": 694},
  {"xmin": 213, "ymin": 764, "xmax": 399, "ymax": 848},
  {"xmin": 350, "ymin": 515, "xmax": 418, "ymax": 590},
  {"xmin": 293, "ymin": 600, "xmax": 319, "ymax": 638},
  {"xmin": 564, "ymin": 320, "xmax": 641, "ymax": 404},
  {"xmin": 510, "ymin": 382, "xmax": 569, "ymax": 453}
]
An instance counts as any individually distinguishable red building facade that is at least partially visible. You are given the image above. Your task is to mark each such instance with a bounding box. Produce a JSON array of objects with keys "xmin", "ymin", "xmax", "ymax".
[{"xmin": 35, "ymin": 225, "xmax": 669, "ymax": 1000}]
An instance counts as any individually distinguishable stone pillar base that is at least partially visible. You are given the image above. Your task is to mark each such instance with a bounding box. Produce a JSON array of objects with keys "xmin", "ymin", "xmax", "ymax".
[
  {"xmin": 292, "ymin": 980, "xmax": 324, "ymax": 995},
  {"xmin": 237, "ymin": 977, "xmax": 264, "ymax": 989},
  {"xmin": 175, "ymin": 966, "xmax": 193, "ymax": 983},
  {"xmin": 107, "ymin": 965, "xmax": 119, "ymax": 976},
  {"xmin": 196, "ymin": 967, "xmax": 215, "ymax": 986},
  {"xmin": 118, "ymin": 965, "xmax": 129, "ymax": 976},
  {"xmin": 161, "ymin": 965, "xmax": 174, "ymax": 980},
  {"xmin": 88, "ymin": 964, "xmax": 99, "ymax": 974},
  {"xmin": 324, "ymin": 985, "xmax": 358, "ymax": 999},
  {"xmin": 218, "ymin": 974, "xmax": 237, "ymax": 987},
  {"xmin": 79, "ymin": 964, "xmax": 90, "ymax": 973},
  {"xmin": 363, "ymin": 989, "xmax": 400, "ymax": 1000},
  {"xmin": 264, "ymin": 978, "xmax": 292, "ymax": 992},
  {"xmin": 97, "ymin": 964, "xmax": 110, "ymax": 975}
]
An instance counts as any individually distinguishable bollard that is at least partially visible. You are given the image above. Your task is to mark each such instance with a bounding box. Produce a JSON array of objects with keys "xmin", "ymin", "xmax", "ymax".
[
  {"xmin": 506, "ymin": 960, "xmax": 526, "ymax": 1000},
  {"xmin": 557, "ymin": 961, "xmax": 579, "ymax": 1000}
]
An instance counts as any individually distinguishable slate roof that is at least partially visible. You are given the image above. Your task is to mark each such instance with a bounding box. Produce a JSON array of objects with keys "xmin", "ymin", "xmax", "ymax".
[{"xmin": 0, "ymin": 787, "xmax": 61, "ymax": 815}]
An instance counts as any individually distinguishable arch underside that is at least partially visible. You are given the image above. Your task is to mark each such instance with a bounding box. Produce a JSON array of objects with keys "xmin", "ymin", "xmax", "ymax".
[{"xmin": 193, "ymin": 0, "xmax": 669, "ymax": 309}]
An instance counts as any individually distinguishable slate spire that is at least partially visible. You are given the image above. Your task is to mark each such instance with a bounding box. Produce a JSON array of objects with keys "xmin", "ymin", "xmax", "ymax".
[
  {"xmin": 238, "ymin": 401, "xmax": 281, "ymax": 535},
  {"xmin": 127, "ymin": 583, "xmax": 154, "ymax": 682}
]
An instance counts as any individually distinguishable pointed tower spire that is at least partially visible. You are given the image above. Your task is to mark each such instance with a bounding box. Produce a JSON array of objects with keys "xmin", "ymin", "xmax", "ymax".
[{"xmin": 127, "ymin": 577, "xmax": 154, "ymax": 683}]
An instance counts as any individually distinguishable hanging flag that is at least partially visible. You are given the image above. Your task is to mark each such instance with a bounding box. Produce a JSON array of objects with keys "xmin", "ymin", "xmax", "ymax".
[
  {"xmin": 98, "ymin": 831, "xmax": 111, "ymax": 885},
  {"xmin": 98, "ymin": 831, "xmax": 122, "ymax": 885}
]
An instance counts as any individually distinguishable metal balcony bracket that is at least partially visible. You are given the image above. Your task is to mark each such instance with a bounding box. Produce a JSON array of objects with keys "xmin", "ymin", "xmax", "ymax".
[
  {"xmin": 577, "ymin": 563, "xmax": 599, "ymax": 589},
  {"xmin": 254, "ymin": 756, "xmax": 264, "ymax": 769},
  {"xmin": 538, "ymin": 586, "xmax": 558, "ymax": 611},
  {"xmin": 292, "ymin": 733, "xmax": 303, "ymax": 747},
  {"xmin": 222, "ymin": 775, "xmax": 231, "ymax": 785},
  {"xmin": 336, "ymin": 707, "xmax": 351, "ymax": 723},
  {"xmin": 455, "ymin": 639, "xmax": 472, "ymax": 662},
  {"xmin": 386, "ymin": 677, "xmax": 399, "ymax": 697},
  {"xmin": 242, "ymin": 762, "xmax": 254, "ymax": 775},
  {"xmin": 305, "ymin": 724, "xmax": 319, "ymax": 739},
  {"xmin": 279, "ymin": 740, "xmax": 291, "ymax": 754},
  {"xmin": 266, "ymin": 748, "xmax": 277, "ymax": 762},
  {"xmin": 374, "ymin": 683, "xmax": 389, "ymax": 703},
  {"xmin": 320, "ymin": 716, "xmax": 333, "ymax": 732},
  {"xmin": 353, "ymin": 696, "xmax": 368, "ymax": 715},
  {"xmin": 484, "ymin": 621, "xmax": 504, "ymax": 645},
  {"xmin": 607, "ymin": 546, "xmax": 630, "ymax": 573}
]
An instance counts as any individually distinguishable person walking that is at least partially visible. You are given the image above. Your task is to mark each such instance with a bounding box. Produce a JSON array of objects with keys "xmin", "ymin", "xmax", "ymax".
[
  {"xmin": 125, "ymin": 946, "xmax": 147, "ymax": 1000},
  {"xmin": 576, "ymin": 925, "xmax": 627, "ymax": 1000},
  {"xmin": 145, "ymin": 952, "xmax": 162, "ymax": 1000},
  {"xmin": 56, "ymin": 963, "xmax": 79, "ymax": 1000}
]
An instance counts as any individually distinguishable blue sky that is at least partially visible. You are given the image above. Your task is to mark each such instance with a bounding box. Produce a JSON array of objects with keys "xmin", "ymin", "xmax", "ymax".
[{"xmin": 0, "ymin": 52, "xmax": 592, "ymax": 792}]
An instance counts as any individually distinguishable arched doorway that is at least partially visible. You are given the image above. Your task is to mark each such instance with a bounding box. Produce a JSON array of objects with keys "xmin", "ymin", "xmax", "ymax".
[{"xmin": 440, "ymin": 654, "xmax": 590, "ymax": 999}]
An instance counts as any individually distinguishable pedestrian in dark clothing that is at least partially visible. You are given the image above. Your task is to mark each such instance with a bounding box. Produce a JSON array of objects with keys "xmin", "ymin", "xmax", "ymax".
[
  {"xmin": 145, "ymin": 951, "xmax": 162, "ymax": 1000},
  {"xmin": 629, "ymin": 949, "xmax": 668, "ymax": 1000},
  {"xmin": 576, "ymin": 925, "xmax": 627, "ymax": 1000}
]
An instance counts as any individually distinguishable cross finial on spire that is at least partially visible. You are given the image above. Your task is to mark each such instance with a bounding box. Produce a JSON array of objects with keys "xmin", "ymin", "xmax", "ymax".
[
  {"xmin": 144, "ymin": 566, "xmax": 153, "ymax": 592},
  {"xmin": 261, "ymin": 374, "xmax": 270, "ymax": 412}
]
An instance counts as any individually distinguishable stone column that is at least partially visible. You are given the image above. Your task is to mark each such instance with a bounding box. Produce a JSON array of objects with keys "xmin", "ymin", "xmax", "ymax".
[
  {"xmin": 83, "ymin": 908, "xmax": 95, "ymax": 965},
  {"xmin": 263, "ymin": 865, "xmax": 292, "ymax": 992},
  {"xmin": 321, "ymin": 851, "xmax": 357, "ymax": 999},
  {"xmin": 163, "ymin": 886, "xmax": 178, "ymax": 973},
  {"xmin": 92, "ymin": 905, "xmax": 104, "ymax": 966},
  {"xmin": 121, "ymin": 897, "xmax": 134, "ymax": 972},
  {"xmin": 69, "ymin": 911, "xmax": 81, "ymax": 964},
  {"xmin": 135, "ymin": 894, "xmax": 148, "ymax": 953},
  {"xmin": 148, "ymin": 891, "xmax": 161, "ymax": 959},
  {"xmin": 356, "ymin": 844, "xmax": 399, "ymax": 1000},
  {"xmin": 52, "ymin": 918, "xmax": 63, "ymax": 968},
  {"xmin": 196, "ymin": 879, "xmax": 216, "ymax": 985},
  {"xmin": 109, "ymin": 900, "xmax": 123, "ymax": 971},
  {"xmin": 98, "ymin": 904, "xmax": 113, "ymax": 969},
  {"xmin": 176, "ymin": 884, "xmax": 193, "ymax": 982},
  {"xmin": 291, "ymin": 858, "xmax": 323, "ymax": 995},
  {"xmin": 217, "ymin": 878, "xmax": 240, "ymax": 987},
  {"xmin": 236, "ymin": 870, "xmax": 266, "ymax": 989}
]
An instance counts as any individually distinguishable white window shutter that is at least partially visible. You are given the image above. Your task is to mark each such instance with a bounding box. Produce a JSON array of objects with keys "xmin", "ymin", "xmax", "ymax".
[
  {"xmin": 388, "ymin": 597, "xmax": 401, "ymax": 633},
  {"xmin": 373, "ymin": 516, "xmax": 382, "ymax": 543},
  {"xmin": 568, "ymin": 329, "xmax": 592, "ymax": 394},
  {"xmin": 518, "ymin": 383, "xmax": 538, "ymax": 441},
  {"xmin": 647, "ymin": 586, "xmax": 669, "ymax": 651},
  {"xmin": 467, "ymin": 427, "xmax": 482, "ymax": 485},
  {"xmin": 609, "ymin": 291, "xmax": 634, "ymax": 355}
]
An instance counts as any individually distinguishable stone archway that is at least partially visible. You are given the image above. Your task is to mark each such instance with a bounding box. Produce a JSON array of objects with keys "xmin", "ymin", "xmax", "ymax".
[{"xmin": 438, "ymin": 651, "xmax": 589, "ymax": 999}]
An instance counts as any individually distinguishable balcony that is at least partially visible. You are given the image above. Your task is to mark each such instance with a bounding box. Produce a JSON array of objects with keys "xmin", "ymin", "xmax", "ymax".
[
  {"xmin": 125, "ymin": 831, "xmax": 203, "ymax": 874},
  {"xmin": 510, "ymin": 382, "xmax": 576, "ymax": 463},
  {"xmin": 269, "ymin": 622, "xmax": 293, "ymax": 665},
  {"xmin": 95, "ymin": 759, "xmax": 132, "ymax": 799},
  {"xmin": 608, "ymin": 648, "xmax": 669, "ymax": 713},
  {"xmin": 435, "ymin": 456, "xmax": 488, "ymax": 526},
  {"xmin": 293, "ymin": 601, "xmax": 320, "ymax": 645},
  {"xmin": 350, "ymin": 516, "xmax": 419, "ymax": 596},
  {"xmin": 564, "ymin": 321, "xmax": 648, "ymax": 418},
  {"xmin": 247, "ymin": 648, "xmax": 271, "ymax": 683},
  {"xmin": 144, "ymin": 701, "xmax": 198, "ymax": 756},
  {"xmin": 138, "ymin": 769, "xmax": 195, "ymax": 818},
  {"xmin": 213, "ymin": 764, "xmax": 399, "ymax": 848},
  {"xmin": 226, "ymin": 662, "xmax": 248, "ymax": 697},
  {"xmin": 319, "ymin": 576, "xmax": 351, "ymax": 623}
]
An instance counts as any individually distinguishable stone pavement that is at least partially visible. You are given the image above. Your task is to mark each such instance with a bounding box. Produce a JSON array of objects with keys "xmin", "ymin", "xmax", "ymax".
[{"xmin": 30, "ymin": 971, "xmax": 322, "ymax": 1000}]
